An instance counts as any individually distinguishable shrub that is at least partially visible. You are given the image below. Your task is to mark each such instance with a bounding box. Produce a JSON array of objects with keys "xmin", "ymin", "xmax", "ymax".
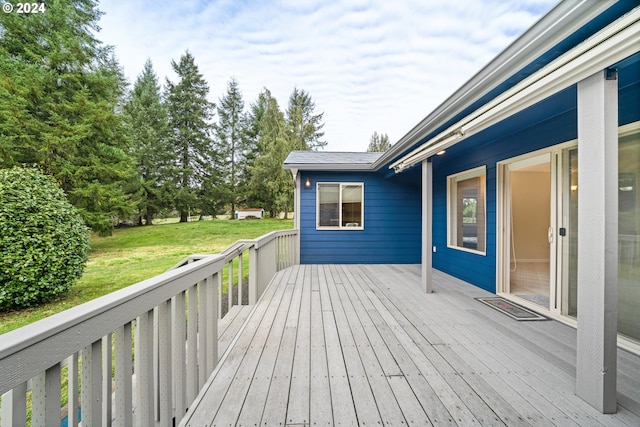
[{"xmin": 0, "ymin": 167, "xmax": 89, "ymax": 310}]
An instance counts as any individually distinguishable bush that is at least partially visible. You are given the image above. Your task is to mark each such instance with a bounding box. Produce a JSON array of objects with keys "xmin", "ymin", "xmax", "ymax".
[{"xmin": 0, "ymin": 167, "xmax": 89, "ymax": 310}]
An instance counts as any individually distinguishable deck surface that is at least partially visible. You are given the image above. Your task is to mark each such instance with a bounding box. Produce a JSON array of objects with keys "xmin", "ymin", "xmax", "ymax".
[{"xmin": 184, "ymin": 264, "xmax": 640, "ymax": 426}]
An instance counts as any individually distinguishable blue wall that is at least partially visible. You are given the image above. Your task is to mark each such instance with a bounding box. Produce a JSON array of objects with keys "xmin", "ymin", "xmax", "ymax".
[
  {"xmin": 299, "ymin": 169, "xmax": 421, "ymax": 264},
  {"xmin": 429, "ymin": 55, "xmax": 640, "ymax": 293},
  {"xmin": 430, "ymin": 91, "xmax": 577, "ymax": 292}
]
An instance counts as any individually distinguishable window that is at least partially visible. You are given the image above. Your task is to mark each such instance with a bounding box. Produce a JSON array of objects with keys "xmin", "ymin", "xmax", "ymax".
[
  {"xmin": 317, "ymin": 183, "xmax": 364, "ymax": 229},
  {"xmin": 448, "ymin": 167, "xmax": 486, "ymax": 253}
]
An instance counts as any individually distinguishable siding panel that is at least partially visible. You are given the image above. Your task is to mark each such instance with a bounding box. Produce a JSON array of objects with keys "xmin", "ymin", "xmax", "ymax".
[{"xmin": 299, "ymin": 170, "xmax": 421, "ymax": 264}]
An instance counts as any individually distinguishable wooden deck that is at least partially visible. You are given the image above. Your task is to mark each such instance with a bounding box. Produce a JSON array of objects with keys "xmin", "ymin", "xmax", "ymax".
[{"xmin": 183, "ymin": 264, "xmax": 640, "ymax": 426}]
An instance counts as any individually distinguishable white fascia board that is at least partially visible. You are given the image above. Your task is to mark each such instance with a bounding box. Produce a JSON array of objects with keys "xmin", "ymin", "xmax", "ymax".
[
  {"xmin": 283, "ymin": 163, "xmax": 376, "ymax": 171},
  {"xmin": 375, "ymin": 0, "xmax": 612, "ymax": 171},
  {"xmin": 390, "ymin": 6, "xmax": 640, "ymax": 173}
]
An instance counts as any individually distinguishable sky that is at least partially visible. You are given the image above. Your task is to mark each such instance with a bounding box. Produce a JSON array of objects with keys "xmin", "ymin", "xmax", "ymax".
[{"xmin": 97, "ymin": 0, "xmax": 559, "ymax": 152}]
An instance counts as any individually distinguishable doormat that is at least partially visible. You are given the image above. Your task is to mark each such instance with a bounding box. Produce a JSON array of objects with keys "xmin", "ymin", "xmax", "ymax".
[{"xmin": 475, "ymin": 297, "xmax": 548, "ymax": 321}]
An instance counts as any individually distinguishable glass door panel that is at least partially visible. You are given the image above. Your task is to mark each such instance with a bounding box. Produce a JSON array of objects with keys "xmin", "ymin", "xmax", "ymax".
[
  {"xmin": 507, "ymin": 154, "xmax": 552, "ymax": 308},
  {"xmin": 562, "ymin": 148, "xmax": 579, "ymax": 318},
  {"xmin": 618, "ymin": 130, "xmax": 640, "ymax": 343}
]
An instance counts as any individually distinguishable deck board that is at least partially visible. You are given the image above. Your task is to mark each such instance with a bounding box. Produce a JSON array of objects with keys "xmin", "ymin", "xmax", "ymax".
[{"xmin": 183, "ymin": 264, "xmax": 640, "ymax": 427}]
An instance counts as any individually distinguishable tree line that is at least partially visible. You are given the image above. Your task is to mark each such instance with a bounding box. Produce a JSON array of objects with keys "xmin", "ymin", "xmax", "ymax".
[{"xmin": 0, "ymin": 0, "xmax": 326, "ymax": 235}]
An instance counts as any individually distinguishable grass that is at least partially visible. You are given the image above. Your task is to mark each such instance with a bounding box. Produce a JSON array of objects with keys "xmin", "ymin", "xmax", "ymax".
[{"xmin": 0, "ymin": 218, "xmax": 294, "ymax": 334}]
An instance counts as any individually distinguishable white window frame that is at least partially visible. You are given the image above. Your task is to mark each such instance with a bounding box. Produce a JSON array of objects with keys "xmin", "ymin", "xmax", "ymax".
[
  {"xmin": 316, "ymin": 182, "xmax": 364, "ymax": 230},
  {"xmin": 447, "ymin": 166, "xmax": 487, "ymax": 255}
]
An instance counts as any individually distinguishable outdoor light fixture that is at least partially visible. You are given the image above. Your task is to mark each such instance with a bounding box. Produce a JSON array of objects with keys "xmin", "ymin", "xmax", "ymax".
[
  {"xmin": 305, "ymin": 177, "xmax": 311, "ymax": 188},
  {"xmin": 436, "ymin": 150, "xmax": 446, "ymax": 156}
]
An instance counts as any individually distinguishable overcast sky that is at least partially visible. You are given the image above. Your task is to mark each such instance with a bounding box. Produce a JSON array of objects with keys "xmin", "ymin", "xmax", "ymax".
[{"xmin": 97, "ymin": 0, "xmax": 559, "ymax": 152}]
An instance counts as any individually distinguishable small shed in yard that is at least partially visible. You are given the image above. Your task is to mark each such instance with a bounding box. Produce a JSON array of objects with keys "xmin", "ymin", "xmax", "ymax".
[{"xmin": 236, "ymin": 208, "xmax": 264, "ymax": 220}]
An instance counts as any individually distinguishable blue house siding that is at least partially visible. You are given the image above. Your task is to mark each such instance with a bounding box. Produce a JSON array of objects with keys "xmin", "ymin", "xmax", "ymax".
[
  {"xmin": 299, "ymin": 170, "xmax": 421, "ymax": 264},
  {"xmin": 430, "ymin": 87, "xmax": 578, "ymax": 293},
  {"xmin": 429, "ymin": 55, "xmax": 640, "ymax": 293}
]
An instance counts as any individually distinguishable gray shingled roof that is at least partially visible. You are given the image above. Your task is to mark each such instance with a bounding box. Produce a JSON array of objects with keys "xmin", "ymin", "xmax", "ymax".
[{"xmin": 283, "ymin": 151, "xmax": 383, "ymax": 170}]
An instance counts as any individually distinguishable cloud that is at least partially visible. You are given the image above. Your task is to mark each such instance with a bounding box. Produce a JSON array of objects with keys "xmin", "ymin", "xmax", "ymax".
[{"xmin": 97, "ymin": 0, "xmax": 558, "ymax": 151}]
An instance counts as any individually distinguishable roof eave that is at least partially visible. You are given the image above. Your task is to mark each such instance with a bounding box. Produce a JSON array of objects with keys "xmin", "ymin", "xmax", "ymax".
[
  {"xmin": 372, "ymin": 0, "xmax": 611, "ymax": 170},
  {"xmin": 283, "ymin": 163, "xmax": 376, "ymax": 171}
]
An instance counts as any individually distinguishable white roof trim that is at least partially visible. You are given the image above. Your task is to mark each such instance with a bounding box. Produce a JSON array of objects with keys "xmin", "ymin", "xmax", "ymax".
[{"xmin": 283, "ymin": 163, "xmax": 376, "ymax": 171}]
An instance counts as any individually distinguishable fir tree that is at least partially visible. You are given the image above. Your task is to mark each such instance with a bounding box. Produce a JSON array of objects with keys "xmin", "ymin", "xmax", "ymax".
[
  {"xmin": 286, "ymin": 87, "xmax": 326, "ymax": 150},
  {"xmin": 124, "ymin": 59, "xmax": 172, "ymax": 225},
  {"xmin": 214, "ymin": 77, "xmax": 249, "ymax": 218},
  {"xmin": 249, "ymin": 92, "xmax": 293, "ymax": 217},
  {"xmin": 0, "ymin": 0, "xmax": 134, "ymax": 235},
  {"xmin": 164, "ymin": 51, "xmax": 215, "ymax": 222},
  {"xmin": 367, "ymin": 131, "xmax": 391, "ymax": 152}
]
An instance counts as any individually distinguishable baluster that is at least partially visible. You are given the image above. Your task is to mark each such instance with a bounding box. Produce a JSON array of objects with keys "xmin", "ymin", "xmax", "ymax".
[
  {"xmin": 1, "ymin": 383, "xmax": 27, "ymax": 427},
  {"xmin": 228, "ymin": 260, "xmax": 233, "ymax": 311},
  {"xmin": 157, "ymin": 300, "xmax": 172, "ymax": 426},
  {"xmin": 31, "ymin": 364, "xmax": 60, "ymax": 427},
  {"xmin": 238, "ymin": 251, "xmax": 243, "ymax": 305},
  {"xmin": 102, "ymin": 333, "xmax": 113, "ymax": 425},
  {"xmin": 207, "ymin": 273, "xmax": 218, "ymax": 375},
  {"xmin": 114, "ymin": 324, "xmax": 132, "ymax": 427},
  {"xmin": 197, "ymin": 278, "xmax": 208, "ymax": 387},
  {"xmin": 186, "ymin": 284, "xmax": 198, "ymax": 402},
  {"xmin": 67, "ymin": 353, "xmax": 79, "ymax": 427},
  {"xmin": 172, "ymin": 292, "xmax": 187, "ymax": 419},
  {"xmin": 135, "ymin": 310, "xmax": 154, "ymax": 426},
  {"xmin": 81, "ymin": 340, "xmax": 103, "ymax": 427},
  {"xmin": 217, "ymin": 273, "xmax": 223, "ymax": 320}
]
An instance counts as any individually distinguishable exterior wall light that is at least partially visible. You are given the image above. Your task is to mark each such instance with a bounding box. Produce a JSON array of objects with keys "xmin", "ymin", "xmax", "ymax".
[{"xmin": 305, "ymin": 177, "xmax": 311, "ymax": 188}]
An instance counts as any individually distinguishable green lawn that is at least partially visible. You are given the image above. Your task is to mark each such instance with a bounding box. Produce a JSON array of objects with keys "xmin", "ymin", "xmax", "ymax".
[{"xmin": 0, "ymin": 218, "xmax": 294, "ymax": 334}]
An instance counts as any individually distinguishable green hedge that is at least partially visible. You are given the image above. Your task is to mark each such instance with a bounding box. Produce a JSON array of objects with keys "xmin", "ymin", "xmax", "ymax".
[{"xmin": 0, "ymin": 167, "xmax": 89, "ymax": 310}]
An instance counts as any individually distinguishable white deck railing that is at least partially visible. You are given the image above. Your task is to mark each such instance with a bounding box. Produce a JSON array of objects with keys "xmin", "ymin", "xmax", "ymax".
[{"xmin": 0, "ymin": 228, "xmax": 298, "ymax": 427}]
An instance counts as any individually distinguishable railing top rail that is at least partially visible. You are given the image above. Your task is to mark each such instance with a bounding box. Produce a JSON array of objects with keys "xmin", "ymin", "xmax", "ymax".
[
  {"xmin": 171, "ymin": 229, "xmax": 298, "ymax": 268},
  {"xmin": 253, "ymin": 229, "xmax": 298, "ymax": 249},
  {"xmin": 170, "ymin": 253, "xmax": 216, "ymax": 270}
]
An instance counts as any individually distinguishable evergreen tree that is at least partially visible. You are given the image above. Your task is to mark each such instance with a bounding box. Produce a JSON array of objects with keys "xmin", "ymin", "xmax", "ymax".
[
  {"xmin": 286, "ymin": 87, "xmax": 326, "ymax": 150},
  {"xmin": 164, "ymin": 51, "xmax": 215, "ymax": 222},
  {"xmin": 243, "ymin": 87, "xmax": 270, "ymax": 171},
  {"xmin": 0, "ymin": 0, "xmax": 134, "ymax": 235},
  {"xmin": 367, "ymin": 131, "xmax": 392, "ymax": 152},
  {"xmin": 124, "ymin": 59, "xmax": 172, "ymax": 225},
  {"xmin": 214, "ymin": 77, "xmax": 249, "ymax": 219},
  {"xmin": 249, "ymin": 92, "xmax": 293, "ymax": 217}
]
